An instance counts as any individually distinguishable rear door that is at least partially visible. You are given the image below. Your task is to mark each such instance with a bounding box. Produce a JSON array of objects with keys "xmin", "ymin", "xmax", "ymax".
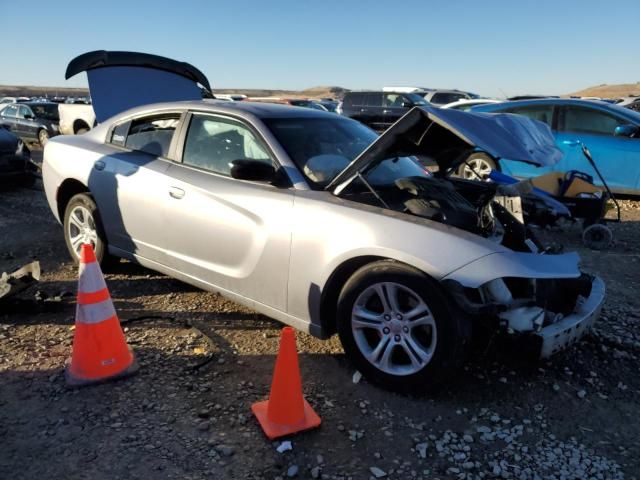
[
  {"xmin": 17, "ymin": 105, "xmax": 37, "ymax": 140},
  {"xmin": 556, "ymin": 105, "xmax": 639, "ymax": 192},
  {"xmin": 363, "ymin": 92, "xmax": 385, "ymax": 131},
  {"xmin": 0, "ymin": 105, "xmax": 20, "ymax": 135},
  {"xmin": 90, "ymin": 112, "xmax": 182, "ymax": 264},
  {"xmin": 163, "ymin": 112, "xmax": 294, "ymax": 310}
]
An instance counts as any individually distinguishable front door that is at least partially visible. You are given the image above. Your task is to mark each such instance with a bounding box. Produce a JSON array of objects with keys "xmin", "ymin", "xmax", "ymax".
[
  {"xmin": 164, "ymin": 112, "xmax": 294, "ymax": 311},
  {"xmin": 556, "ymin": 105, "xmax": 640, "ymax": 193}
]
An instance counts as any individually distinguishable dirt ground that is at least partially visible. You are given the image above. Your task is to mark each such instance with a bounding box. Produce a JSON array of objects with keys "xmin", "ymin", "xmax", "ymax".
[{"xmin": 1, "ymin": 150, "xmax": 639, "ymax": 480}]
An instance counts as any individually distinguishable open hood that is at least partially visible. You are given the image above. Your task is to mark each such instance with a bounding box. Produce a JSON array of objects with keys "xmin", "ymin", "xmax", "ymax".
[
  {"xmin": 326, "ymin": 106, "xmax": 562, "ymax": 191},
  {"xmin": 66, "ymin": 50, "xmax": 212, "ymax": 123}
]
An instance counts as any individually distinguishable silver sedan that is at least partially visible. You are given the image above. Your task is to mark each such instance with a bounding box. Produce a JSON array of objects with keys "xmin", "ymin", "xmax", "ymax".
[{"xmin": 42, "ymin": 52, "xmax": 604, "ymax": 392}]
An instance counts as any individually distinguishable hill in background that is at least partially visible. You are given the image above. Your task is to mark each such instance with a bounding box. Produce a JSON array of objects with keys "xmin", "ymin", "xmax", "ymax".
[
  {"xmin": 568, "ymin": 83, "xmax": 640, "ymax": 98},
  {"xmin": 0, "ymin": 85, "xmax": 348, "ymax": 100}
]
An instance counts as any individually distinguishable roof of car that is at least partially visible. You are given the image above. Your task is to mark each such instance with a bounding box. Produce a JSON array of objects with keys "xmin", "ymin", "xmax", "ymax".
[
  {"xmin": 108, "ymin": 99, "xmax": 341, "ymax": 121},
  {"xmin": 473, "ymin": 97, "xmax": 640, "ymax": 121}
]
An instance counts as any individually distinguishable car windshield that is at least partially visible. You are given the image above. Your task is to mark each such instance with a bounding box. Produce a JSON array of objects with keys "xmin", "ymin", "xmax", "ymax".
[
  {"xmin": 264, "ymin": 117, "xmax": 427, "ymax": 189},
  {"xmin": 405, "ymin": 93, "xmax": 428, "ymax": 106},
  {"xmin": 28, "ymin": 104, "xmax": 59, "ymax": 121}
]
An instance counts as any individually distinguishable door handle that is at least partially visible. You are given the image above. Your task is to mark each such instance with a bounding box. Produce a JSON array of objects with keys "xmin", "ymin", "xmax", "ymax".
[
  {"xmin": 382, "ymin": 109, "xmax": 392, "ymax": 114},
  {"xmin": 94, "ymin": 160, "xmax": 105, "ymax": 171},
  {"xmin": 168, "ymin": 186, "xmax": 185, "ymax": 199},
  {"xmin": 562, "ymin": 140, "xmax": 580, "ymax": 147}
]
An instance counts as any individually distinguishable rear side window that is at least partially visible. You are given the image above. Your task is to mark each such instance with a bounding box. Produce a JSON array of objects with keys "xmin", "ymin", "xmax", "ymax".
[
  {"xmin": 561, "ymin": 107, "xmax": 626, "ymax": 135},
  {"xmin": 507, "ymin": 105, "xmax": 554, "ymax": 126},
  {"xmin": 431, "ymin": 92, "xmax": 468, "ymax": 105},
  {"xmin": 124, "ymin": 114, "xmax": 180, "ymax": 157},
  {"xmin": 364, "ymin": 92, "xmax": 382, "ymax": 107},
  {"xmin": 109, "ymin": 121, "xmax": 130, "ymax": 147}
]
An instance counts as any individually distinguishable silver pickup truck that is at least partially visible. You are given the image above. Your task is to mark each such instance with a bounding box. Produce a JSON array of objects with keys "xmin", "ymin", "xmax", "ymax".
[{"xmin": 58, "ymin": 103, "xmax": 95, "ymax": 135}]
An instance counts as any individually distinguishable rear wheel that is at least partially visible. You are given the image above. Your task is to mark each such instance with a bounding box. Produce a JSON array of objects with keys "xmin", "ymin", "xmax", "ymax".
[
  {"xmin": 336, "ymin": 261, "xmax": 470, "ymax": 393},
  {"xmin": 38, "ymin": 129, "xmax": 49, "ymax": 147},
  {"xmin": 63, "ymin": 193, "xmax": 114, "ymax": 266},
  {"xmin": 457, "ymin": 153, "xmax": 497, "ymax": 180}
]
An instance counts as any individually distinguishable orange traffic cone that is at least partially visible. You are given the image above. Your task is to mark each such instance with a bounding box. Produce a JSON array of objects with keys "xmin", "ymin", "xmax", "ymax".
[
  {"xmin": 251, "ymin": 327, "xmax": 321, "ymax": 439},
  {"xmin": 65, "ymin": 244, "xmax": 138, "ymax": 386}
]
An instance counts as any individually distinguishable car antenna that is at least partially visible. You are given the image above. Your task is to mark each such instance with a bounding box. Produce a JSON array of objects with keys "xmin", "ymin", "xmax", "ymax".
[{"xmin": 356, "ymin": 172, "xmax": 390, "ymax": 209}]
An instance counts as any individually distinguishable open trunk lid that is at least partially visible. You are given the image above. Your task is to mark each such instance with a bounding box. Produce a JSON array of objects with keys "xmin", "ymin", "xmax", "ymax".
[{"xmin": 65, "ymin": 50, "xmax": 212, "ymax": 123}]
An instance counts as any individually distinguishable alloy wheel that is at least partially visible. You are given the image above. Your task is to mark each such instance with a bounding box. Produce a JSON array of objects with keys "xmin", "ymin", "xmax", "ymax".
[
  {"xmin": 462, "ymin": 158, "xmax": 493, "ymax": 180},
  {"xmin": 351, "ymin": 282, "xmax": 437, "ymax": 376},
  {"xmin": 67, "ymin": 205, "xmax": 98, "ymax": 258}
]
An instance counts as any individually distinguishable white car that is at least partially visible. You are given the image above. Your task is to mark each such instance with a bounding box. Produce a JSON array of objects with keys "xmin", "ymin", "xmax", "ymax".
[{"xmin": 441, "ymin": 99, "xmax": 502, "ymax": 111}]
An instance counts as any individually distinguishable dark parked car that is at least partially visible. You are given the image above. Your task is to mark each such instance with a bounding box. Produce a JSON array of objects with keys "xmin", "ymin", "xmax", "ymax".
[
  {"xmin": 340, "ymin": 91, "xmax": 428, "ymax": 131},
  {"xmin": 0, "ymin": 102, "xmax": 60, "ymax": 146},
  {"xmin": 0, "ymin": 125, "xmax": 36, "ymax": 186}
]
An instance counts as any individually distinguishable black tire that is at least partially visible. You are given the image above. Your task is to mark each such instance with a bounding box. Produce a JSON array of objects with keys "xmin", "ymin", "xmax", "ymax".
[
  {"xmin": 63, "ymin": 193, "xmax": 115, "ymax": 267},
  {"xmin": 457, "ymin": 152, "xmax": 498, "ymax": 180},
  {"xmin": 19, "ymin": 174, "xmax": 36, "ymax": 188},
  {"xmin": 38, "ymin": 128, "xmax": 49, "ymax": 147},
  {"xmin": 336, "ymin": 260, "xmax": 470, "ymax": 393}
]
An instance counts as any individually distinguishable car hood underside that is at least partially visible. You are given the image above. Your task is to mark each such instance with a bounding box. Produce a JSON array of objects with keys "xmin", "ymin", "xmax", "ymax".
[{"xmin": 327, "ymin": 106, "xmax": 563, "ymax": 191}]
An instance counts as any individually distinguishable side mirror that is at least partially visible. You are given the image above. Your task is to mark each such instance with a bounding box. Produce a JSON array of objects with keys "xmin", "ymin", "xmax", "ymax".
[
  {"xmin": 401, "ymin": 101, "xmax": 414, "ymax": 108},
  {"xmin": 614, "ymin": 124, "xmax": 639, "ymax": 138},
  {"xmin": 229, "ymin": 159, "xmax": 276, "ymax": 182},
  {"xmin": 24, "ymin": 114, "xmax": 34, "ymax": 120}
]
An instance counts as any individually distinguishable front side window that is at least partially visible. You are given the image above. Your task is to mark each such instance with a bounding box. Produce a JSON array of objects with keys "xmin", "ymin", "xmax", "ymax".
[
  {"xmin": 124, "ymin": 114, "xmax": 180, "ymax": 157},
  {"xmin": 507, "ymin": 105, "xmax": 554, "ymax": 126},
  {"xmin": 17, "ymin": 106, "xmax": 32, "ymax": 119},
  {"xmin": 182, "ymin": 114, "xmax": 273, "ymax": 176},
  {"xmin": 384, "ymin": 94, "xmax": 406, "ymax": 108},
  {"xmin": 30, "ymin": 104, "xmax": 59, "ymax": 121},
  {"xmin": 561, "ymin": 106, "xmax": 626, "ymax": 135}
]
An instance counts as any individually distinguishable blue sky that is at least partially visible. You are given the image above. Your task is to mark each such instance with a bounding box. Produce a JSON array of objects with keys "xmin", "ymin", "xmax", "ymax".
[{"xmin": 1, "ymin": 0, "xmax": 638, "ymax": 97}]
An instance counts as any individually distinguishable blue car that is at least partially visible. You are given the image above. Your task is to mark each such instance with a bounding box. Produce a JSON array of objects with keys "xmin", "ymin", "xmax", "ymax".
[{"xmin": 469, "ymin": 99, "xmax": 640, "ymax": 194}]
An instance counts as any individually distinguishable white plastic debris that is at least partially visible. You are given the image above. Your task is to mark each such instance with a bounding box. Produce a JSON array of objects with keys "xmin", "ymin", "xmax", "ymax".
[
  {"xmin": 352, "ymin": 370, "xmax": 362, "ymax": 384},
  {"xmin": 276, "ymin": 440, "xmax": 292, "ymax": 453}
]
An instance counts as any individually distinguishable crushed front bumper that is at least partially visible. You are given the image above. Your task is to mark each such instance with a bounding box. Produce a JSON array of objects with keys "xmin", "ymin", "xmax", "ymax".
[{"xmin": 537, "ymin": 276, "xmax": 605, "ymax": 357}]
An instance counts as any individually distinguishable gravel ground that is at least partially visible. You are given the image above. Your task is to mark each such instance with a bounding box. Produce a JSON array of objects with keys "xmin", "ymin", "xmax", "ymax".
[{"xmin": 1, "ymin": 156, "xmax": 639, "ymax": 479}]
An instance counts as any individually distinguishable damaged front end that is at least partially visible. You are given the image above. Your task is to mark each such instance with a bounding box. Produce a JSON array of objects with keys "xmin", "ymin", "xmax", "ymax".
[
  {"xmin": 443, "ymin": 266, "xmax": 604, "ymax": 358},
  {"xmin": 327, "ymin": 106, "xmax": 604, "ymax": 357}
]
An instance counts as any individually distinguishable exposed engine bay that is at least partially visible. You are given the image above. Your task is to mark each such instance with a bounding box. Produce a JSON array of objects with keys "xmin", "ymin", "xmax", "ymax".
[{"xmin": 342, "ymin": 172, "xmax": 548, "ymax": 253}]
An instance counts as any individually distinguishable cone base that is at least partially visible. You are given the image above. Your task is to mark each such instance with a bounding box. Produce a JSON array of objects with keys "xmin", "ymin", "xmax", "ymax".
[
  {"xmin": 251, "ymin": 398, "xmax": 321, "ymax": 440},
  {"xmin": 64, "ymin": 353, "xmax": 139, "ymax": 387}
]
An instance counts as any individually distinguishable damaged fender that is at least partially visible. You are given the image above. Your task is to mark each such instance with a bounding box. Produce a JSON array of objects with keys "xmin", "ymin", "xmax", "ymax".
[{"xmin": 442, "ymin": 251, "xmax": 581, "ymax": 288}]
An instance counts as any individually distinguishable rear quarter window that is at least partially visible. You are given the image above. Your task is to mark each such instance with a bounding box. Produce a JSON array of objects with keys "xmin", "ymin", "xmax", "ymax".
[
  {"xmin": 345, "ymin": 93, "xmax": 364, "ymax": 107},
  {"xmin": 109, "ymin": 121, "xmax": 130, "ymax": 147}
]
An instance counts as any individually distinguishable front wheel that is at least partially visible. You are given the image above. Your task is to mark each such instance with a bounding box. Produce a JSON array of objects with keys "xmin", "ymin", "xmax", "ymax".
[
  {"xmin": 457, "ymin": 153, "xmax": 497, "ymax": 180},
  {"xmin": 63, "ymin": 193, "xmax": 114, "ymax": 266},
  {"xmin": 337, "ymin": 261, "xmax": 470, "ymax": 393},
  {"xmin": 38, "ymin": 128, "xmax": 49, "ymax": 147}
]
